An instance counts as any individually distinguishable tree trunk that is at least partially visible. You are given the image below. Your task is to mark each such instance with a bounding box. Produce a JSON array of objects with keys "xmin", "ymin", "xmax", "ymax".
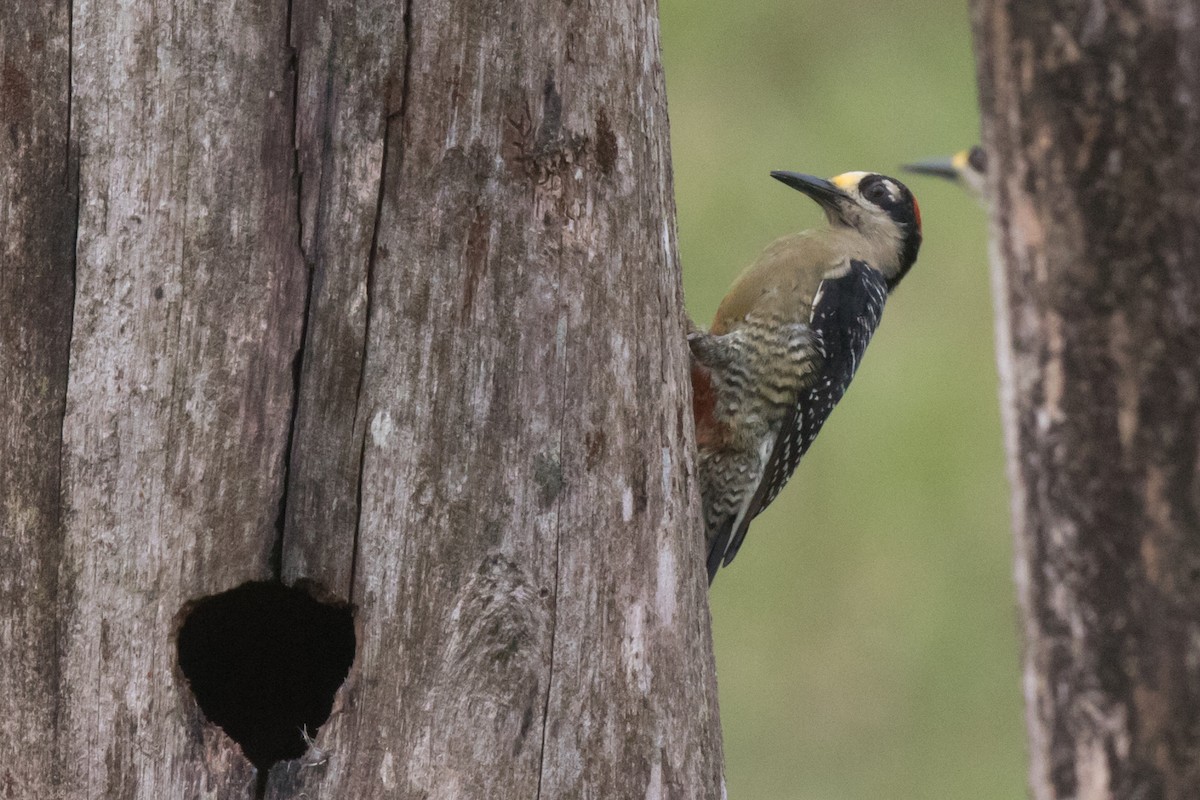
[
  {"xmin": 1, "ymin": 0, "xmax": 723, "ymax": 796},
  {"xmin": 0, "ymin": 2, "xmax": 75, "ymax": 798},
  {"xmin": 58, "ymin": 0, "xmax": 307, "ymax": 794},
  {"xmin": 973, "ymin": 2, "xmax": 1200, "ymax": 797},
  {"xmin": 271, "ymin": 0, "xmax": 725, "ymax": 796}
]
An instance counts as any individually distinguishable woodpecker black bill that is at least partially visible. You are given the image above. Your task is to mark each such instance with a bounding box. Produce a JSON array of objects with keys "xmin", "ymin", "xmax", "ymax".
[
  {"xmin": 769, "ymin": 172, "xmax": 850, "ymax": 211},
  {"xmin": 691, "ymin": 169, "xmax": 923, "ymax": 583},
  {"xmin": 901, "ymin": 157, "xmax": 958, "ymax": 179}
]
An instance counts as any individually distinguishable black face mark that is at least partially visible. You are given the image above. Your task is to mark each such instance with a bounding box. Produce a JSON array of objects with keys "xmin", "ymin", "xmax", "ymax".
[
  {"xmin": 863, "ymin": 180, "xmax": 890, "ymax": 204},
  {"xmin": 967, "ymin": 145, "xmax": 988, "ymax": 175},
  {"xmin": 857, "ymin": 173, "xmax": 920, "ymax": 231},
  {"xmin": 857, "ymin": 173, "xmax": 922, "ymax": 289}
]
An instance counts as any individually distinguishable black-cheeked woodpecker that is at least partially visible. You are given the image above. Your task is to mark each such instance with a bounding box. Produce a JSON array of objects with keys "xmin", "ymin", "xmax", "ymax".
[
  {"xmin": 692, "ymin": 170, "xmax": 924, "ymax": 583},
  {"xmin": 903, "ymin": 146, "xmax": 988, "ymax": 203}
]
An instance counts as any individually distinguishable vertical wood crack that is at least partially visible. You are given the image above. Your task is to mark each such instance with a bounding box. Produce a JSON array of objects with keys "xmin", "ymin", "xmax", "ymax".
[
  {"xmin": 52, "ymin": 1, "xmax": 82, "ymax": 789},
  {"xmin": 347, "ymin": 0, "xmax": 414, "ymax": 596},
  {"xmin": 533, "ymin": 457, "xmax": 563, "ymax": 800},
  {"xmin": 271, "ymin": 0, "xmax": 315, "ymax": 579},
  {"xmin": 534, "ymin": 198, "xmax": 573, "ymax": 800}
]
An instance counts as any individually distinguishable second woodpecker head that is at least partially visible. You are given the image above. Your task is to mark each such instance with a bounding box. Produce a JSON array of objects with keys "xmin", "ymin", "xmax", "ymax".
[
  {"xmin": 770, "ymin": 169, "xmax": 923, "ymax": 290},
  {"xmin": 902, "ymin": 146, "xmax": 988, "ymax": 203}
]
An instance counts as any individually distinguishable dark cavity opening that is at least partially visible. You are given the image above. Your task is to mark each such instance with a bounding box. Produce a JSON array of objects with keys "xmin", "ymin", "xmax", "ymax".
[{"xmin": 176, "ymin": 581, "xmax": 355, "ymax": 783}]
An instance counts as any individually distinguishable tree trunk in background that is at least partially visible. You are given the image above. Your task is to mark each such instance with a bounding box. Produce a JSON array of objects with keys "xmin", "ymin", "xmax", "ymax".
[
  {"xmin": 973, "ymin": 2, "xmax": 1200, "ymax": 797},
  {"xmin": 0, "ymin": 0, "xmax": 723, "ymax": 795}
]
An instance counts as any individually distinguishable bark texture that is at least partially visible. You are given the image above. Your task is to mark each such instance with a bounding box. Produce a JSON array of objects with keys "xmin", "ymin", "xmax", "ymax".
[
  {"xmin": 272, "ymin": 0, "xmax": 723, "ymax": 797},
  {"xmin": 57, "ymin": 0, "xmax": 307, "ymax": 795},
  {"xmin": 973, "ymin": 2, "xmax": 1200, "ymax": 798},
  {"xmin": 0, "ymin": 2, "xmax": 75, "ymax": 797},
  {"xmin": 2, "ymin": 0, "xmax": 721, "ymax": 796}
]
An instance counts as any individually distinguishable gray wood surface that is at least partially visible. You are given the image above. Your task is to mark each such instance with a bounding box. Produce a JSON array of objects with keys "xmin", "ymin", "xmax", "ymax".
[
  {"xmin": 2, "ymin": 0, "xmax": 723, "ymax": 796},
  {"xmin": 0, "ymin": 2, "xmax": 75, "ymax": 797},
  {"xmin": 55, "ymin": 0, "xmax": 307, "ymax": 795},
  {"xmin": 974, "ymin": 1, "xmax": 1200, "ymax": 797},
  {"xmin": 272, "ymin": 0, "xmax": 725, "ymax": 796}
]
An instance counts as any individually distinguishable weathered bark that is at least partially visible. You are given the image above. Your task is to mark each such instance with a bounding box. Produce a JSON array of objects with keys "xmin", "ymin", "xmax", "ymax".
[
  {"xmin": 2, "ymin": 0, "xmax": 721, "ymax": 796},
  {"xmin": 55, "ymin": 0, "xmax": 308, "ymax": 795},
  {"xmin": 973, "ymin": 2, "xmax": 1200, "ymax": 797},
  {"xmin": 0, "ymin": 2, "xmax": 75, "ymax": 797},
  {"xmin": 272, "ymin": 0, "xmax": 723, "ymax": 797}
]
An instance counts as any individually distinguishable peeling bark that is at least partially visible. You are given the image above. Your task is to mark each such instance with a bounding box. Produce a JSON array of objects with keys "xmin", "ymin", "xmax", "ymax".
[{"xmin": 973, "ymin": 2, "xmax": 1200, "ymax": 797}]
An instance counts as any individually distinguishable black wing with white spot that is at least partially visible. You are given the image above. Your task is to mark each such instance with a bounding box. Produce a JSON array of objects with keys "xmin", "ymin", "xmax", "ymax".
[{"xmin": 720, "ymin": 259, "xmax": 889, "ymax": 568}]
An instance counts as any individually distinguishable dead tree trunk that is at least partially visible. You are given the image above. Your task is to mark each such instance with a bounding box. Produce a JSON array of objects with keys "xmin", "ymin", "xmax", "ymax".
[
  {"xmin": 0, "ymin": 2, "xmax": 75, "ymax": 798},
  {"xmin": 270, "ymin": 0, "xmax": 725, "ymax": 796},
  {"xmin": 973, "ymin": 2, "xmax": 1200, "ymax": 797},
  {"xmin": 0, "ymin": 0, "xmax": 723, "ymax": 796}
]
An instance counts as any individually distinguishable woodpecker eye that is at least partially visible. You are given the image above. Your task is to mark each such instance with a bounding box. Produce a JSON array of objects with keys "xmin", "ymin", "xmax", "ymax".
[
  {"xmin": 968, "ymin": 146, "xmax": 988, "ymax": 175},
  {"xmin": 864, "ymin": 182, "xmax": 890, "ymax": 204}
]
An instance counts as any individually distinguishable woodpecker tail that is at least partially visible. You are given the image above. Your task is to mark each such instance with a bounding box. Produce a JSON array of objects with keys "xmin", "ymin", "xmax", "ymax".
[
  {"xmin": 706, "ymin": 537, "xmax": 726, "ymax": 585},
  {"xmin": 705, "ymin": 517, "xmax": 736, "ymax": 584}
]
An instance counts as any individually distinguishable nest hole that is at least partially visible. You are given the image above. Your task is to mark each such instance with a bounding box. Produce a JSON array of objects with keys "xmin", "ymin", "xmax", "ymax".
[{"xmin": 176, "ymin": 581, "xmax": 355, "ymax": 776}]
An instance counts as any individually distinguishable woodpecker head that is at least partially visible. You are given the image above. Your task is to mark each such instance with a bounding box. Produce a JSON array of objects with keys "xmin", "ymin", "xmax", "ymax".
[
  {"xmin": 770, "ymin": 169, "xmax": 923, "ymax": 290},
  {"xmin": 902, "ymin": 146, "xmax": 987, "ymax": 202}
]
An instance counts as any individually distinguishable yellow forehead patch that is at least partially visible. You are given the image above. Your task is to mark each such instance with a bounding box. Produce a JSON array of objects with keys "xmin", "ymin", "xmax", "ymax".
[
  {"xmin": 830, "ymin": 171, "xmax": 868, "ymax": 190},
  {"xmin": 952, "ymin": 150, "xmax": 969, "ymax": 170}
]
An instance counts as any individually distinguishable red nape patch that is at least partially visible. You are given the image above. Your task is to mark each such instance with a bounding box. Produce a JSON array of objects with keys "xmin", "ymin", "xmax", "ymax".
[{"xmin": 912, "ymin": 195, "xmax": 922, "ymax": 232}]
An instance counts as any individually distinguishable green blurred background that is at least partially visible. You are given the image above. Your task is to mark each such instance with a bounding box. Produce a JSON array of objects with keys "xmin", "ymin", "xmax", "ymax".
[{"xmin": 657, "ymin": 1, "xmax": 1028, "ymax": 797}]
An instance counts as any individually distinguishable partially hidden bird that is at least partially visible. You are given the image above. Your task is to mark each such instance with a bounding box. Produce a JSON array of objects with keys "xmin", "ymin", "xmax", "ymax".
[
  {"xmin": 902, "ymin": 146, "xmax": 987, "ymax": 204},
  {"xmin": 692, "ymin": 170, "xmax": 924, "ymax": 584}
]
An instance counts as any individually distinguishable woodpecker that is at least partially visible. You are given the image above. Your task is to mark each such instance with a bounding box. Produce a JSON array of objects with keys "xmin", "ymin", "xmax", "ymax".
[
  {"xmin": 902, "ymin": 146, "xmax": 987, "ymax": 203},
  {"xmin": 692, "ymin": 170, "xmax": 923, "ymax": 583}
]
